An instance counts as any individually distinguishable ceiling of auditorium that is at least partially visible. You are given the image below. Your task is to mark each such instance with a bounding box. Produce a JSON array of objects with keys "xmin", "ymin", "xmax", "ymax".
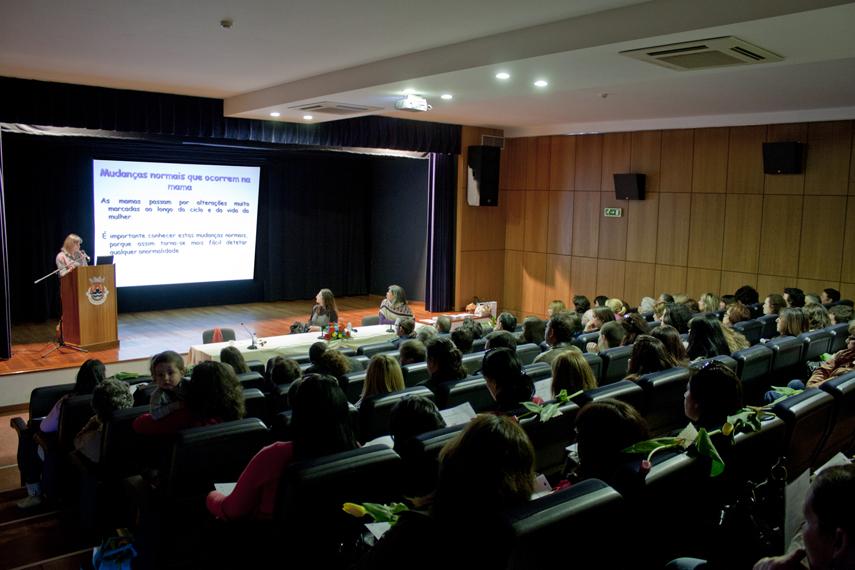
[{"xmin": 2, "ymin": 0, "xmax": 855, "ymax": 135}]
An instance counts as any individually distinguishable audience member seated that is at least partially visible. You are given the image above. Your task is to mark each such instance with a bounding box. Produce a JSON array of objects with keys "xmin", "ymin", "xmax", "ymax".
[
  {"xmin": 659, "ymin": 293, "xmax": 675, "ymax": 303},
  {"xmin": 651, "ymin": 324, "xmax": 690, "ymax": 366},
  {"xmin": 435, "ymin": 316, "xmax": 452, "ymax": 335},
  {"xmin": 460, "ymin": 317, "xmax": 485, "ymax": 339},
  {"xmin": 796, "ymin": 321, "xmax": 855, "ymax": 390},
  {"xmin": 625, "ymin": 335, "xmax": 681, "ymax": 381},
  {"xmin": 206, "ymin": 374, "xmax": 357, "ymax": 520},
  {"xmin": 605, "ymin": 298, "xmax": 628, "ymax": 318},
  {"xmin": 220, "ymin": 346, "xmax": 249, "ymax": 374},
  {"xmin": 805, "ymin": 293, "xmax": 822, "ymax": 306},
  {"xmin": 495, "ymin": 311, "xmax": 517, "ymax": 333},
  {"xmin": 309, "ymin": 288, "xmax": 339, "ymax": 329},
  {"xmin": 74, "ymin": 378, "xmax": 134, "ymax": 463},
  {"xmin": 482, "ymin": 348, "xmax": 536, "ymax": 414},
  {"xmin": 720, "ymin": 294, "xmax": 737, "ymax": 309},
  {"xmin": 829, "ymin": 304, "xmax": 854, "ymax": 325},
  {"xmin": 415, "ymin": 324, "xmax": 437, "ymax": 344},
  {"xmin": 763, "ymin": 293, "xmax": 786, "ymax": 316},
  {"xmin": 420, "ymin": 337, "xmax": 468, "ymax": 393},
  {"xmin": 551, "ymin": 350, "xmax": 598, "ymax": 398},
  {"xmin": 361, "ymin": 414, "xmax": 536, "ymax": 569},
  {"xmin": 485, "ymin": 330, "xmax": 518, "ymax": 351},
  {"xmin": 388, "ymin": 396, "xmax": 446, "ymax": 503},
  {"xmin": 594, "ymin": 295, "xmax": 609, "ymax": 307},
  {"xmin": 684, "ymin": 298, "xmax": 701, "ymax": 314},
  {"xmin": 775, "ymin": 307, "xmax": 809, "ymax": 338},
  {"xmin": 620, "ymin": 313, "xmax": 651, "ymax": 346},
  {"xmin": 357, "ymin": 354, "xmax": 405, "ymax": 408},
  {"xmin": 450, "ymin": 326, "xmax": 475, "ymax": 354},
  {"xmin": 698, "ymin": 292, "xmax": 721, "ymax": 314},
  {"xmin": 391, "ymin": 318, "xmax": 417, "ymax": 348},
  {"xmin": 639, "ymin": 296, "xmax": 656, "ymax": 315},
  {"xmin": 583, "ymin": 306, "xmax": 616, "ymax": 333},
  {"xmin": 521, "ymin": 316, "xmax": 546, "ymax": 346},
  {"xmin": 684, "ymin": 361, "xmax": 743, "ymax": 431},
  {"xmin": 133, "ymin": 361, "xmax": 245, "ymax": 436},
  {"xmin": 547, "ymin": 299, "xmax": 566, "ymax": 317},
  {"xmin": 314, "ymin": 348, "xmax": 352, "ymax": 388},
  {"xmin": 399, "ymin": 339, "xmax": 426, "ymax": 366},
  {"xmin": 379, "ymin": 284, "xmax": 413, "ymax": 325},
  {"xmin": 304, "ymin": 342, "xmax": 328, "ymax": 374},
  {"xmin": 804, "ymin": 304, "xmax": 831, "ymax": 331},
  {"xmin": 147, "ymin": 350, "xmax": 187, "ymax": 417},
  {"xmin": 536, "ymin": 312, "xmax": 582, "ymax": 365},
  {"xmin": 686, "ymin": 316, "xmax": 732, "ymax": 361},
  {"xmin": 265, "ymin": 357, "xmax": 301, "ymax": 390},
  {"xmin": 653, "ymin": 300, "xmax": 668, "ymax": 322},
  {"xmin": 663, "ymin": 302, "xmax": 693, "ymax": 334},
  {"xmin": 721, "ymin": 322, "xmax": 750, "ymax": 353},
  {"xmin": 16, "ymin": 359, "xmax": 107, "ymax": 508},
  {"xmin": 723, "ymin": 302, "xmax": 751, "ymax": 327},
  {"xmin": 821, "ymin": 288, "xmax": 841, "ymax": 305},
  {"xmin": 784, "ymin": 287, "xmax": 805, "ymax": 308},
  {"xmin": 573, "ymin": 295, "xmax": 591, "ymax": 314},
  {"xmin": 735, "ymin": 285, "xmax": 760, "ymax": 306},
  {"xmin": 587, "ymin": 320, "xmax": 625, "ymax": 353}
]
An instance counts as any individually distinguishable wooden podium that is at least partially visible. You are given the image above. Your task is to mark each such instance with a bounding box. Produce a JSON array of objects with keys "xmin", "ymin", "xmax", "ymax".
[{"xmin": 59, "ymin": 265, "xmax": 119, "ymax": 351}]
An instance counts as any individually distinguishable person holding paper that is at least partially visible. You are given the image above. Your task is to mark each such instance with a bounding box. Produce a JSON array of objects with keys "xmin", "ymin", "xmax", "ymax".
[{"xmin": 55, "ymin": 233, "xmax": 88, "ymax": 277}]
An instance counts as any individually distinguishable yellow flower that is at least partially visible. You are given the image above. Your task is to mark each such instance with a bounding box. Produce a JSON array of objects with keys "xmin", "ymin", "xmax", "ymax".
[
  {"xmin": 721, "ymin": 422, "xmax": 734, "ymax": 437},
  {"xmin": 342, "ymin": 502, "xmax": 367, "ymax": 518}
]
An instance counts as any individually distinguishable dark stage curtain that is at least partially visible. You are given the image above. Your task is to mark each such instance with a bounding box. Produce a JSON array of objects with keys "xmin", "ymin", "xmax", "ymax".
[
  {"xmin": 425, "ymin": 153, "xmax": 457, "ymax": 312},
  {"xmin": 1, "ymin": 77, "xmax": 461, "ymax": 155},
  {"xmin": 0, "ymin": 131, "xmax": 11, "ymax": 358}
]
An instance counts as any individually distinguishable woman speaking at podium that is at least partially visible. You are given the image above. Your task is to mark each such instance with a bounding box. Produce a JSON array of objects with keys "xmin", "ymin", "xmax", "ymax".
[{"xmin": 56, "ymin": 233, "xmax": 89, "ymax": 277}]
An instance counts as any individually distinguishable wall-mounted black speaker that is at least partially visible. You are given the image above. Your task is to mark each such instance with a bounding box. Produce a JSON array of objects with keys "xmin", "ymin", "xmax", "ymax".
[
  {"xmin": 762, "ymin": 142, "xmax": 805, "ymax": 174},
  {"xmin": 467, "ymin": 145, "xmax": 500, "ymax": 206},
  {"xmin": 614, "ymin": 173, "xmax": 645, "ymax": 200}
]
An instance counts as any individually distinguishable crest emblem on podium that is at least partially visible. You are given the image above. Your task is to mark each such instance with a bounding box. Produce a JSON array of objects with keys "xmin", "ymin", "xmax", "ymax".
[{"xmin": 86, "ymin": 276, "xmax": 109, "ymax": 306}]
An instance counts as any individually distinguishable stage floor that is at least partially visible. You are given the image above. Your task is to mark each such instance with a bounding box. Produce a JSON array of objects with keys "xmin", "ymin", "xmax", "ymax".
[{"xmin": 3, "ymin": 295, "xmax": 436, "ymax": 375}]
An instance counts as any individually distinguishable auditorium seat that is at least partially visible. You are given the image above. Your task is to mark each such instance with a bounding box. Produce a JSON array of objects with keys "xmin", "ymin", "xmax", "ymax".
[
  {"xmin": 402, "ymin": 362, "xmax": 430, "ymax": 387},
  {"xmin": 827, "ymin": 322, "xmax": 850, "ymax": 354},
  {"xmin": 358, "ymin": 386, "xmax": 435, "ymax": 441},
  {"xmin": 799, "ymin": 330, "xmax": 834, "ymax": 362},
  {"xmin": 765, "ymin": 336, "xmax": 804, "ymax": 381},
  {"xmin": 201, "ymin": 328, "xmax": 236, "ymax": 344},
  {"xmin": 731, "ymin": 345, "xmax": 774, "ymax": 404},
  {"xmin": 236, "ymin": 371, "xmax": 265, "ymax": 391},
  {"xmin": 515, "ymin": 343, "xmax": 541, "ymax": 365},
  {"xmin": 461, "ymin": 352, "xmax": 484, "ymax": 375},
  {"xmin": 524, "ymin": 361, "xmax": 552, "ymax": 382},
  {"xmin": 572, "ymin": 379, "xmax": 645, "ymax": 414},
  {"xmin": 435, "ymin": 377, "xmax": 493, "ymax": 412},
  {"xmin": 598, "ymin": 345, "xmax": 633, "ymax": 385},
  {"xmin": 816, "ymin": 371, "xmax": 855, "ymax": 463},
  {"xmin": 635, "ymin": 367, "xmax": 691, "ymax": 436},
  {"xmin": 361, "ymin": 316, "xmax": 380, "ymax": 326},
  {"xmin": 357, "ymin": 341, "xmax": 396, "ymax": 357},
  {"xmin": 733, "ymin": 319, "xmax": 763, "ymax": 345},
  {"xmin": 519, "ymin": 400, "xmax": 581, "ymax": 479},
  {"xmin": 506, "ymin": 479, "xmax": 626, "ymax": 569},
  {"xmin": 720, "ymin": 415, "xmax": 787, "ymax": 489},
  {"xmin": 583, "ymin": 352, "xmax": 603, "ymax": 382},
  {"xmin": 472, "ymin": 337, "xmax": 488, "ymax": 352},
  {"xmin": 572, "ymin": 331, "xmax": 599, "ymax": 351},
  {"xmin": 343, "ymin": 370, "xmax": 367, "ymax": 403},
  {"xmin": 773, "ymin": 389, "xmax": 836, "ymax": 481},
  {"xmin": 757, "ymin": 314, "xmax": 779, "ymax": 341},
  {"xmin": 747, "ymin": 303, "xmax": 764, "ymax": 319},
  {"xmin": 242, "ymin": 388, "xmax": 267, "ymax": 423},
  {"xmin": 245, "ymin": 359, "xmax": 265, "ymax": 374},
  {"xmin": 690, "ymin": 355, "xmax": 738, "ymax": 374},
  {"xmin": 10, "ymin": 383, "xmax": 76, "ymax": 484}
]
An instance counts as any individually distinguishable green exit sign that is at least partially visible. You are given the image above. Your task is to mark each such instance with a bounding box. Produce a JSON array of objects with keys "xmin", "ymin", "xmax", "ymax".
[{"xmin": 604, "ymin": 207, "xmax": 623, "ymax": 218}]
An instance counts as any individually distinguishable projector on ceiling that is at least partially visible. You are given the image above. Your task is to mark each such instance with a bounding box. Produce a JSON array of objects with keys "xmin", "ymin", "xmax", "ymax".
[{"xmin": 395, "ymin": 94, "xmax": 431, "ymax": 112}]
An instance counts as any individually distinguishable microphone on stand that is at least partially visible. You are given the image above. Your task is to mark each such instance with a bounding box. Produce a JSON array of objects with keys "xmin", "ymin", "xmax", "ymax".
[{"xmin": 240, "ymin": 322, "xmax": 258, "ymax": 349}]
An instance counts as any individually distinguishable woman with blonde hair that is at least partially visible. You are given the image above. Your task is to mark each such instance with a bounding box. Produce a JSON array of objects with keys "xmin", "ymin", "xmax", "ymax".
[
  {"xmin": 56, "ymin": 233, "xmax": 88, "ymax": 277},
  {"xmin": 359, "ymin": 354, "xmax": 405, "ymax": 406},
  {"xmin": 547, "ymin": 299, "xmax": 566, "ymax": 317},
  {"xmin": 551, "ymin": 350, "xmax": 598, "ymax": 398},
  {"xmin": 604, "ymin": 298, "xmax": 627, "ymax": 318},
  {"xmin": 776, "ymin": 307, "xmax": 809, "ymax": 337},
  {"xmin": 698, "ymin": 293, "xmax": 721, "ymax": 314}
]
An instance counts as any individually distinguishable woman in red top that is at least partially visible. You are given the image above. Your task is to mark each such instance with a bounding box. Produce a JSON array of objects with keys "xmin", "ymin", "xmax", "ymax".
[
  {"xmin": 206, "ymin": 374, "xmax": 358, "ymax": 520},
  {"xmin": 132, "ymin": 361, "xmax": 245, "ymax": 436}
]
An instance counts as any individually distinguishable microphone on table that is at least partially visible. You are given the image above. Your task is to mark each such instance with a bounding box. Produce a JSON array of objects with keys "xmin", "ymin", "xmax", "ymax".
[{"xmin": 240, "ymin": 322, "xmax": 258, "ymax": 350}]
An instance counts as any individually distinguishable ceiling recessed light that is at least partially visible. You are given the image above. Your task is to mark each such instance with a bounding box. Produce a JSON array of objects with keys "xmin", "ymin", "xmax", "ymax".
[
  {"xmin": 534, "ymin": 79, "xmax": 549, "ymax": 87},
  {"xmin": 302, "ymin": 115, "xmax": 313, "ymax": 121},
  {"xmin": 495, "ymin": 72, "xmax": 510, "ymax": 80},
  {"xmin": 402, "ymin": 88, "xmax": 416, "ymax": 95},
  {"xmin": 269, "ymin": 111, "xmax": 281, "ymax": 117},
  {"xmin": 440, "ymin": 93, "xmax": 453, "ymax": 100}
]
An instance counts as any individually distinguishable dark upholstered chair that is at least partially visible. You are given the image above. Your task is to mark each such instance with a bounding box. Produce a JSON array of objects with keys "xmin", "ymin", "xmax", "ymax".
[
  {"xmin": 798, "ymin": 330, "xmax": 834, "ymax": 362},
  {"xmin": 817, "ymin": 371, "xmax": 855, "ymax": 463},
  {"xmin": 516, "ymin": 343, "xmax": 542, "ymax": 365},
  {"xmin": 572, "ymin": 379, "xmax": 645, "ymax": 413},
  {"xmin": 635, "ymin": 367, "xmax": 691, "ymax": 436},
  {"xmin": 827, "ymin": 322, "xmax": 851, "ymax": 354},
  {"xmin": 358, "ymin": 386, "xmax": 435, "ymax": 441},
  {"xmin": 436, "ymin": 377, "xmax": 493, "ymax": 412},
  {"xmin": 598, "ymin": 345, "xmax": 633, "ymax": 385},
  {"xmin": 733, "ymin": 319, "xmax": 763, "ymax": 345},
  {"xmin": 731, "ymin": 344, "xmax": 774, "ymax": 404},
  {"xmin": 201, "ymin": 328, "xmax": 236, "ymax": 344},
  {"xmin": 773, "ymin": 389, "xmax": 836, "ymax": 481},
  {"xmin": 519, "ymin": 400, "xmax": 581, "ymax": 479}
]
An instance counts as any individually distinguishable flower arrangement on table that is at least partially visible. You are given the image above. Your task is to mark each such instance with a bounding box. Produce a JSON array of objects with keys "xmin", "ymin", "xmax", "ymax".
[{"xmin": 323, "ymin": 322, "xmax": 352, "ymax": 341}]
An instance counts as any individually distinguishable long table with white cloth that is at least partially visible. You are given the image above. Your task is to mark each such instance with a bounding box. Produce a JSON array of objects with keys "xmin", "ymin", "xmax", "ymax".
[{"xmin": 188, "ymin": 324, "xmax": 398, "ymax": 364}]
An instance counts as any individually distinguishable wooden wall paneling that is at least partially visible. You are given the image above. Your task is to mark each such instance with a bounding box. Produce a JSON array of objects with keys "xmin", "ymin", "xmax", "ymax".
[
  {"xmin": 765, "ymin": 123, "xmax": 807, "ymax": 195},
  {"xmin": 842, "ymin": 198, "xmax": 855, "ymax": 284},
  {"xmin": 544, "ymin": 254, "xmax": 572, "ymax": 305},
  {"xmin": 630, "ymin": 130, "xmax": 661, "ymax": 192},
  {"xmin": 524, "ymin": 191, "xmax": 549, "ymax": 253},
  {"xmin": 503, "ymin": 137, "xmax": 522, "ymax": 190},
  {"xmin": 549, "ymin": 136, "xmax": 576, "ymax": 191},
  {"xmin": 459, "ymin": 200, "xmax": 506, "ymax": 252},
  {"xmin": 851, "ymin": 182, "xmax": 855, "ymax": 197},
  {"xmin": 459, "ymin": 251, "xmax": 504, "ymax": 310},
  {"xmin": 521, "ymin": 252, "xmax": 547, "ymax": 315},
  {"xmin": 574, "ymin": 135, "xmax": 603, "ymax": 191},
  {"xmin": 692, "ymin": 128, "xmax": 729, "ymax": 193},
  {"xmin": 499, "ymin": 137, "xmax": 511, "ymax": 190},
  {"xmin": 520, "ymin": 137, "xmax": 538, "ymax": 190},
  {"xmin": 654, "ymin": 265, "xmax": 688, "ymax": 296},
  {"xmin": 600, "ymin": 132, "xmax": 631, "ymax": 193},
  {"xmin": 569, "ymin": 257, "xmax": 598, "ymax": 300},
  {"xmin": 686, "ymin": 268, "xmax": 722, "ymax": 298},
  {"xmin": 660, "ymin": 129, "xmax": 693, "ymax": 192},
  {"xmin": 721, "ymin": 194, "xmax": 764, "ymax": 274},
  {"xmin": 798, "ymin": 196, "xmax": 846, "ymax": 281},
  {"xmin": 758, "ymin": 195, "xmax": 804, "ymax": 277},
  {"xmin": 804, "ymin": 121, "xmax": 852, "ymax": 196},
  {"xmin": 535, "ymin": 137, "xmax": 551, "ymax": 191},
  {"xmin": 503, "ymin": 250, "xmax": 524, "ymax": 312},
  {"xmin": 625, "ymin": 193, "xmax": 659, "ymax": 264},
  {"xmin": 598, "ymin": 196, "xmax": 628, "ymax": 260},
  {"xmin": 596, "ymin": 259, "xmax": 626, "ymax": 300},
  {"xmin": 839, "ymin": 282, "xmax": 855, "ymax": 302},
  {"xmin": 757, "ymin": 274, "xmax": 792, "ymax": 297},
  {"xmin": 504, "ymin": 190, "xmax": 526, "ymax": 248},
  {"xmin": 624, "ymin": 262, "xmax": 657, "ymax": 306},
  {"xmin": 655, "ymin": 193, "xmax": 691, "ymax": 266},
  {"xmin": 727, "ymin": 125, "xmax": 765, "ymax": 194},
  {"xmin": 571, "ymin": 192, "xmax": 601, "ymax": 258},
  {"xmin": 720, "ymin": 271, "xmax": 757, "ymax": 296},
  {"xmin": 546, "ymin": 191, "xmax": 573, "ymax": 255},
  {"xmin": 796, "ymin": 277, "xmax": 839, "ymax": 296},
  {"xmin": 687, "ymin": 193, "xmax": 726, "ymax": 269}
]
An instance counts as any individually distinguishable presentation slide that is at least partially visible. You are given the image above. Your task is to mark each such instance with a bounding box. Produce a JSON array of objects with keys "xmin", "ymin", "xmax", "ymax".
[{"xmin": 93, "ymin": 159, "xmax": 260, "ymax": 287}]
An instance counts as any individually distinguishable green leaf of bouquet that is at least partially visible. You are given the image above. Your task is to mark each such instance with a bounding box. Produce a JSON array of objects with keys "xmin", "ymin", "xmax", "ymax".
[
  {"xmin": 622, "ymin": 437, "xmax": 681, "ymax": 454},
  {"xmin": 113, "ymin": 372, "xmax": 141, "ymax": 381},
  {"xmin": 521, "ymin": 401, "xmax": 543, "ymax": 414},
  {"xmin": 695, "ymin": 428, "xmax": 725, "ymax": 477},
  {"xmin": 770, "ymin": 386, "xmax": 804, "ymax": 396},
  {"xmin": 540, "ymin": 403, "xmax": 562, "ymax": 422}
]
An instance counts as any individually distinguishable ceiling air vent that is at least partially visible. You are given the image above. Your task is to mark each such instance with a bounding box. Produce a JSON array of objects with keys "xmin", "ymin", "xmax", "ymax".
[
  {"xmin": 481, "ymin": 134, "xmax": 505, "ymax": 149},
  {"xmin": 289, "ymin": 101, "xmax": 382, "ymax": 116},
  {"xmin": 621, "ymin": 36, "xmax": 783, "ymax": 71}
]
